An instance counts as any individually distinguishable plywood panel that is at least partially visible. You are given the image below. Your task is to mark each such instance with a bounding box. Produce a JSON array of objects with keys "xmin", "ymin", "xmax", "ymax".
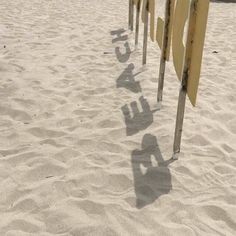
[
  {"xmin": 156, "ymin": 0, "xmax": 175, "ymax": 61},
  {"xmin": 172, "ymin": 0, "xmax": 190, "ymax": 80},
  {"xmin": 187, "ymin": 0, "xmax": 209, "ymax": 106},
  {"xmin": 149, "ymin": 0, "xmax": 155, "ymax": 41},
  {"xmin": 166, "ymin": 0, "xmax": 176, "ymax": 61},
  {"xmin": 133, "ymin": 0, "xmax": 141, "ymax": 6},
  {"xmin": 142, "ymin": 0, "xmax": 148, "ymax": 23},
  {"xmin": 156, "ymin": 17, "xmax": 164, "ymax": 48},
  {"xmin": 141, "ymin": 0, "xmax": 155, "ymax": 41}
]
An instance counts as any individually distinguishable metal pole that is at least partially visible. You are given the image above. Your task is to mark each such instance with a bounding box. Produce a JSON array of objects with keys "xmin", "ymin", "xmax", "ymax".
[
  {"xmin": 142, "ymin": 3, "xmax": 148, "ymax": 65},
  {"xmin": 135, "ymin": 0, "xmax": 141, "ymax": 46},
  {"xmin": 157, "ymin": 0, "xmax": 172, "ymax": 108},
  {"xmin": 172, "ymin": 0, "xmax": 197, "ymax": 159}
]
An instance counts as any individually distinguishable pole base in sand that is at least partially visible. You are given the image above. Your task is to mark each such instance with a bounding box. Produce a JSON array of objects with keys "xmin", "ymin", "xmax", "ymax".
[
  {"xmin": 156, "ymin": 102, "xmax": 162, "ymax": 111},
  {"xmin": 172, "ymin": 152, "xmax": 179, "ymax": 160}
]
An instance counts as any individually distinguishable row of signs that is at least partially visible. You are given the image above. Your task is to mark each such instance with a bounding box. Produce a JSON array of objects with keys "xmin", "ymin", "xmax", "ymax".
[
  {"xmin": 130, "ymin": 0, "xmax": 209, "ymax": 106},
  {"xmin": 128, "ymin": 0, "xmax": 210, "ymax": 157}
]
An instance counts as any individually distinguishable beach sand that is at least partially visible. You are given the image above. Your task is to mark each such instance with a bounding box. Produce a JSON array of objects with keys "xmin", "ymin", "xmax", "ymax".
[{"xmin": 0, "ymin": 0, "xmax": 235, "ymax": 235}]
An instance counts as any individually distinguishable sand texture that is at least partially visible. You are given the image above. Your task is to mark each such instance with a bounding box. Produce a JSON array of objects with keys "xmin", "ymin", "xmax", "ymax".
[{"xmin": 0, "ymin": 0, "xmax": 236, "ymax": 235}]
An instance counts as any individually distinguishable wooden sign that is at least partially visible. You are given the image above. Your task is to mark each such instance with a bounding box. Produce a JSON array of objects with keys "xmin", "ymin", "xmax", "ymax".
[
  {"xmin": 157, "ymin": 0, "xmax": 175, "ymax": 105},
  {"xmin": 187, "ymin": 0, "xmax": 209, "ymax": 106},
  {"xmin": 133, "ymin": 0, "xmax": 141, "ymax": 5},
  {"xmin": 141, "ymin": 0, "xmax": 156, "ymax": 64},
  {"xmin": 173, "ymin": 0, "xmax": 209, "ymax": 159},
  {"xmin": 142, "ymin": 0, "xmax": 156, "ymax": 41},
  {"xmin": 126, "ymin": 0, "xmax": 210, "ymax": 157},
  {"xmin": 156, "ymin": 0, "xmax": 175, "ymax": 61},
  {"xmin": 133, "ymin": 0, "xmax": 142, "ymax": 46},
  {"xmin": 128, "ymin": 0, "xmax": 134, "ymax": 30},
  {"xmin": 172, "ymin": 0, "xmax": 209, "ymax": 106}
]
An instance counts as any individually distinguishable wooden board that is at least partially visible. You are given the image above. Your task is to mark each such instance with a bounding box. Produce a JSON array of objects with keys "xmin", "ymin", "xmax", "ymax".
[
  {"xmin": 172, "ymin": 0, "xmax": 190, "ymax": 80},
  {"xmin": 149, "ymin": 0, "xmax": 155, "ymax": 41},
  {"xmin": 141, "ymin": 0, "xmax": 155, "ymax": 41},
  {"xmin": 132, "ymin": 0, "xmax": 141, "ymax": 6},
  {"xmin": 156, "ymin": 17, "xmax": 164, "ymax": 49},
  {"xmin": 166, "ymin": 0, "xmax": 175, "ymax": 61},
  {"xmin": 156, "ymin": 0, "xmax": 175, "ymax": 61},
  {"xmin": 187, "ymin": 0, "xmax": 209, "ymax": 106},
  {"xmin": 142, "ymin": 0, "xmax": 148, "ymax": 23}
]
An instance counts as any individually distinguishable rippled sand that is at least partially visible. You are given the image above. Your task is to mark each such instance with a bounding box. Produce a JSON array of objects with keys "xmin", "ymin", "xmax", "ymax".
[{"xmin": 0, "ymin": 0, "xmax": 235, "ymax": 235}]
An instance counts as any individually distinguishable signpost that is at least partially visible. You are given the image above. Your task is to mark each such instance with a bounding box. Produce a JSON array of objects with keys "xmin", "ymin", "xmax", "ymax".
[
  {"xmin": 156, "ymin": 0, "xmax": 175, "ymax": 107},
  {"xmin": 172, "ymin": 0, "xmax": 209, "ymax": 159},
  {"xmin": 126, "ymin": 0, "xmax": 210, "ymax": 157},
  {"xmin": 134, "ymin": 0, "xmax": 142, "ymax": 46},
  {"xmin": 142, "ymin": 0, "xmax": 155, "ymax": 65},
  {"xmin": 128, "ymin": 1, "xmax": 142, "ymax": 46},
  {"xmin": 129, "ymin": 0, "xmax": 134, "ymax": 30}
]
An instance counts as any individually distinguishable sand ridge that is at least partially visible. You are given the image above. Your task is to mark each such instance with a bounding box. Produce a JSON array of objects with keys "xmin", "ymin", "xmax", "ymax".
[{"xmin": 0, "ymin": 0, "xmax": 236, "ymax": 235}]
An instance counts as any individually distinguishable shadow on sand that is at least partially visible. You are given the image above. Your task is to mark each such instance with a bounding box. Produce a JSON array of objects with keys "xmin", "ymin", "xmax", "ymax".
[
  {"xmin": 121, "ymin": 96, "xmax": 158, "ymax": 136},
  {"xmin": 110, "ymin": 28, "xmax": 131, "ymax": 63},
  {"xmin": 117, "ymin": 63, "xmax": 142, "ymax": 93},
  {"xmin": 131, "ymin": 134, "xmax": 175, "ymax": 208}
]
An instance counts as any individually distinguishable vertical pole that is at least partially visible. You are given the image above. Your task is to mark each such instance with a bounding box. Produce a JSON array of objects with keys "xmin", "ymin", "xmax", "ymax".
[
  {"xmin": 131, "ymin": 1, "xmax": 134, "ymax": 31},
  {"xmin": 157, "ymin": 0, "xmax": 172, "ymax": 108},
  {"xmin": 129, "ymin": 0, "xmax": 131, "ymax": 29},
  {"xmin": 135, "ymin": 1, "xmax": 141, "ymax": 46},
  {"xmin": 142, "ymin": 2, "xmax": 149, "ymax": 65},
  {"xmin": 172, "ymin": 74, "xmax": 187, "ymax": 159},
  {"xmin": 173, "ymin": 0, "xmax": 197, "ymax": 159}
]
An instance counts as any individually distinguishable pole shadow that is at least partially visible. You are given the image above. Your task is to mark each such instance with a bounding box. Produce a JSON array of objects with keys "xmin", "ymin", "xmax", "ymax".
[{"xmin": 131, "ymin": 134, "xmax": 174, "ymax": 208}]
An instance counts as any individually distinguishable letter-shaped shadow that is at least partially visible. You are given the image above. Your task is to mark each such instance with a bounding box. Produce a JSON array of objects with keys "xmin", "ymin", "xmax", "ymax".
[
  {"xmin": 121, "ymin": 96, "xmax": 154, "ymax": 136},
  {"xmin": 131, "ymin": 134, "xmax": 174, "ymax": 208},
  {"xmin": 117, "ymin": 63, "xmax": 142, "ymax": 93},
  {"xmin": 110, "ymin": 29, "xmax": 128, "ymax": 43},
  {"xmin": 110, "ymin": 29, "xmax": 131, "ymax": 63},
  {"xmin": 115, "ymin": 42, "xmax": 131, "ymax": 63}
]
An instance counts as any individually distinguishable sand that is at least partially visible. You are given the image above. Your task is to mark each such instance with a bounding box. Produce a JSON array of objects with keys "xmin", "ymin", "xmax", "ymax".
[{"xmin": 0, "ymin": 0, "xmax": 235, "ymax": 235}]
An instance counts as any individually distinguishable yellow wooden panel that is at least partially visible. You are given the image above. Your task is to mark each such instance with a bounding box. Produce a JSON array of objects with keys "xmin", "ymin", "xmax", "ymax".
[
  {"xmin": 166, "ymin": 0, "xmax": 175, "ymax": 61},
  {"xmin": 172, "ymin": 0, "xmax": 190, "ymax": 80},
  {"xmin": 149, "ymin": 0, "xmax": 155, "ymax": 41},
  {"xmin": 141, "ymin": 0, "xmax": 147, "ymax": 23},
  {"xmin": 156, "ymin": 17, "xmax": 164, "ymax": 49},
  {"xmin": 155, "ymin": 0, "xmax": 175, "ymax": 61},
  {"xmin": 141, "ymin": 0, "xmax": 155, "ymax": 41},
  {"xmin": 187, "ymin": 0, "xmax": 209, "ymax": 106},
  {"xmin": 132, "ymin": 0, "xmax": 141, "ymax": 6}
]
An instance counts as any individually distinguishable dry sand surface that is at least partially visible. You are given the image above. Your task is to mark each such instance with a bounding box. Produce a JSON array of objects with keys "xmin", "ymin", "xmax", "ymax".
[{"xmin": 0, "ymin": 0, "xmax": 236, "ymax": 235}]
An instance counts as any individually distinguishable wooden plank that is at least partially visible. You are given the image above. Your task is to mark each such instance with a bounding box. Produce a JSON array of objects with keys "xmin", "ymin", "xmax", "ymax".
[
  {"xmin": 143, "ymin": 3, "xmax": 149, "ymax": 65},
  {"xmin": 157, "ymin": 0, "xmax": 174, "ymax": 105},
  {"xmin": 173, "ymin": 0, "xmax": 210, "ymax": 158},
  {"xmin": 135, "ymin": 0, "xmax": 141, "ymax": 46},
  {"xmin": 173, "ymin": 0, "xmax": 196, "ymax": 158},
  {"xmin": 149, "ymin": 0, "xmax": 156, "ymax": 41},
  {"xmin": 156, "ymin": 17, "xmax": 164, "ymax": 49},
  {"xmin": 156, "ymin": 0, "xmax": 175, "ymax": 61},
  {"xmin": 141, "ymin": 0, "xmax": 155, "ymax": 41},
  {"xmin": 172, "ymin": 0, "xmax": 190, "ymax": 80},
  {"xmin": 187, "ymin": 0, "xmax": 210, "ymax": 106}
]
